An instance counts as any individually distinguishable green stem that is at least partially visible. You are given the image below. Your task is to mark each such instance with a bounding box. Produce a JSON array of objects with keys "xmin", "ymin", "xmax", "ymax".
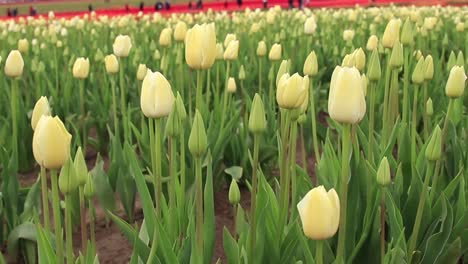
[
  {"xmin": 408, "ymin": 161, "xmax": 434, "ymax": 262},
  {"xmin": 382, "ymin": 52, "xmax": 391, "ymax": 145},
  {"xmin": 89, "ymin": 199, "xmax": 96, "ymax": 256},
  {"xmin": 196, "ymin": 70, "xmax": 203, "ymax": 113},
  {"xmin": 402, "ymin": 48, "xmax": 410, "ymax": 123},
  {"xmin": 179, "ymin": 128, "xmax": 186, "ymax": 225},
  {"xmin": 380, "ymin": 188, "xmax": 386, "ymax": 264},
  {"xmin": 149, "ymin": 119, "xmax": 156, "ymax": 207},
  {"xmin": 220, "ymin": 87, "xmax": 229, "ymax": 131},
  {"xmin": 10, "ymin": 79, "xmax": 18, "ymax": 169},
  {"xmin": 40, "ymin": 166, "xmax": 50, "ymax": 232},
  {"xmin": 316, "ymin": 240, "xmax": 324, "ymax": 264},
  {"xmin": 336, "ymin": 124, "xmax": 351, "ymax": 262},
  {"xmin": 155, "ymin": 119, "xmax": 162, "ymax": 218},
  {"xmin": 300, "ymin": 126, "xmax": 307, "ymax": 172},
  {"xmin": 79, "ymin": 187, "xmax": 87, "ymax": 254},
  {"xmin": 119, "ymin": 58, "xmax": 128, "ymax": 142},
  {"xmin": 79, "ymin": 80, "xmax": 87, "ymax": 152},
  {"xmin": 411, "ymin": 87, "xmax": 419, "ymax": 180},
  {"xmin": 110, "ymin": 76, "xmax": 120, "ymax": 140},
  {"xmin": 169, "ymin": 136, "xmax": 177, "ymax": 237},
  {"xmin": 309, "ymin": 78, "xmax": 320, "ymax": 164},
  {"xmin": 195, "ymin": 157, "xmax": 204, "ymax": 264},
  {"xmin": 278, "ymin": 110, "xmax": 291, "ymax": 240},
  {"xmin": 249, "ymin": 134, "xmax": 260, "ymax": 262},
  {"xmin": 422, "ymin": 82, "xmax": 429, "ymax": 140},
  {"xmin": 289, "ymin": 120, "xmax": 298, "ymax": 216},
  {"xmin": 206, "ymin": 69, "xmax": 211, "ymax": 108},
  {"xmin": 368, "ymin": 81, "xmax": 376, "ymax": 165},
  {"xmin": 51, "ymin": 170, "xmax": 64, "ymax": 262},
  {"xmin": 258, "ymin": 58, "xmax": 262, "ymax": 94},
  {"xmin": 65, "ymin": 195, "xmax": 73, "ymax": 264}
]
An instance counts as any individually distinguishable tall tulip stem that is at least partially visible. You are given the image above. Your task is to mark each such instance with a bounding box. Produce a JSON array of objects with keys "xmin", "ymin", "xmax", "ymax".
[
  {"xmin": 51, "ymin": 169, "xmax": 64, "ymax": 262},
  {"xmin": 110, "ymin": 76, "xmax": 120, "ymax": 140},
  {"xmin": 154, "ymin": 118, "xmax": 163, "ymax": 218},
  {"xmin": 258, "ymin": 58, "xmax": 263, "ymax": 94},
  {"xmin": 196, "ymin": 70, "xmax": 203, "ymax": 114},
  {"xmin": 336, "ymin": 124, "xmax": 351, "ymax": 262},
  {"xmin": 309, "ymin": 78, "xmax": 321, "ymax": 164},
  {"xmin": 411, "ymin": 86, "xmax": 419, "ymax": 179},
  {"xmin": 380, "ymin": 187, "xmax": 386, "ymax": 264},
  {"xmin": 10, "ymin": 78, "xmax": 18, "ymax": 169},
  {"xmin": 79, "ymin": 187, "xmax": 87, "ymax": 254},
  {"xmin": 88, "ymin": 199, "xmax": 96, "ymax": 256},
  {"xmin": 368, "ymin": 81, "xmax": 376, "ymax": 165},
  {"xmin": 249, "ymin": 133, "xmax": 260, "ymax": 262},
  {"xmin": 119, "ymin": 58, "xmax": 128, "ymax": 142},
  {"xmin": 40, "ymin": 166, "xmax": 50, "ymax": 232},
  {"xmin": 402, "ymin": 48, "xmax": 410, "ymax": 123},
  {"xmin": 65, "ymin": 194, "xmax": 74, "ymax": 264},
  {"xmin": 316, "ymin": 240, "xmax": 324, "ymax": 264},
  {"xmin": 195, "ymin": 157, "xmax": 204, "ymax": 264},
  {"xmin": 79, "ymin": 80, "xmax": 87, "ymax": 152},
  {"xmin": 278, "ymin": 110, "xmax": 291, "ymax": 239}
]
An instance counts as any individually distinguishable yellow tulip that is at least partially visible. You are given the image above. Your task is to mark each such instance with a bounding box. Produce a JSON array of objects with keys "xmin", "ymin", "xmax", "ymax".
[
  {"xmin": 18, "ymin": 39, "xmax": 29, "ymax": 53},
  {"xmin": 276, "ymin": 73, "xmax": 309, "ymax": 109},
  {"xmin": 342, "ymin": 29, "xmax": 355, "ymax": 41},
  {"xmin": 140, "ymin": 70, "xmax": 175, "ymax": 118},
  {"xmin": 224, "ymin": 33, "xmax": 236, "ymax": 48},
  {"xmin": 33, "ymin": 116, "xmax": 72, "ymax": 169},
  {"xmin": 185, "ymin": 23, "xmax": 216, "ymax": 70},
  {"xmin": 72, "ymin": 57, "xmax": 90, "ymax": 79},
  {"xmin": 31, "ymin": 96, "xmax": 51, "ymax": 130},
  {"xmin": 304, "ymin": 17, "xmax": 317, "ymax": 35},
  {"xmin": 297, "ymin": 186, "xmax": 340, "ymax": 240},
  {"xmin": 4, "ymin": 50, "xmax": 24, "ymax": 77},
  {"xmin": 303, "ymin": 51, "xmax": 318, "ymax": 76},
  {"xmin": 223, "ymin": 40, "xmax": 239, "ymax": 61},
  {"xmin": 159, "ymin": 28, "xmax": 172, "ymax": 47},
  {"xmin": 366, "ymin": 35, "xmax": 378, "ymax": 51},
  {"xmin": 269, "ymin": 43, "xmax": 282, "ymax": 61},
  {"xmin": 104, "ymin": 54, "xmax": 119, "ymax": 74},
  {"xmin": 113, "ymin": 35, "xmax": 132, "ymax": 57},
  {"xmin": 136, "ymin": 64, "xmax": 148, "ymax": 81},
  {"xmin": 328, "ymin": 66, "xmax": 366, "ymax": 124},
  {"xmin": 257, "ymin": 41, "xmax": 267, "ymax": 57},
  {"xmin": 174, "ymin": 21, "xmax": 187, "ymax": 41},
  {"xmin": 216, "ymin": 43, "xmax": 224, "ymax": 60},
  {"xmin": 445, "ymin": 66, "xmax": 466, "ymax": 98},
  {"xmin": 354, "ymin": 48, "xmax": 366, "ymax": 72},
  {"xmin": 227, "ymin": 77, "xmax": 236, "ymax": 93},
  {"xmin": 382, "ymin": 19, "xmax": 401, "ymax": 48}
]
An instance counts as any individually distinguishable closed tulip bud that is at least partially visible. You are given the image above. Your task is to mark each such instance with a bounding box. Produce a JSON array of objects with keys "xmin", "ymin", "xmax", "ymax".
[
  {"xmin": 165, "ymin": 105, "xmax": 180, "ymax": 137},
  {"xmin": 342, "ymin": 29, "xmax": 355, "ymax": 41},
  {"xmin": 269, "ymin": 43, "xmax": 282, "ymax": 61},
  {"xmin": 250, "ymin": 23, "xmax": 260, "ymax": 34},
  {"xmin": 153, "ymin": 49, "xmax": 161, "ymax": 60},
  {"xmin": 366, "ymin": 35, "xmax": 379, "ymax": 51},
  {"xmin": 223, "ymin": 40, "xmax": 239, "ymax": 60},
  {"xmin": 424, "ymin": 55, "xmax": 434, "ymax": 80},
  {"xmin": 228, "ymin": 179, "xmax": 241, "ymax": 205},
  {"xmin": 456, "ymin": 22, "xmax": 464, "ymax": 32},
  {"xmin": 425, "ymin": 125, "xmax": 442, "ymax": 161},
  {"xmin": 188, "ymin": 110, "xmax": 208, "ymax": 158},
  {"xmin": 215, "ymin": 43, "xmax": 224, "ymax": 60},
  {"xmin": 174, "ymin": 21, "xmax": 187, "ymax": 41},
  {"xmin": 59, "ymin": 158, "xmax": 78, "ymax": 195},
  {"xmin": 18, "ymin": 39, "xmax": 29, "ymax": 53},
  {"xmin": 354, "ymin": 48, "xmax": 366, "ymax": 71},
  {"xmin": 257, "ymin": 41, "xmax": 267, "ymax": 57},
  {"xmin": 277, "ymin": 73, "xmax": 309, "ymax": 109},
  {"xmin": 400, "ymin": 18, "xmax": 414, "ymax": 46},
  {"xmin": 382, "ymin": 19, "xmax": 401, "ymax": 48},
  {"xmin": 423, "ymin": 17, "xmax": 437, "ymax": 30},
  {"xmin": 303, "ymin": 51, "xmax": 318, "ymax": 76},
  {"xmin": 328, "ymin": 66, "xmax": 366, "ymax": 124},
  {"xmin": 426, "ymin": 98, "xmax": 433, "ymax": 116},
  {"xmin": 31, "ymin": 96, "xmax": 51, "ymax": 130},
  {"xmin": 141, "ymin": 70, "xmax": 175, "ymax": 118},
  {"xmin": 442, "ymin": 34, "xmax": 449, "ymax": 46},
  {"xmin": 376, "ymin": 157, "xmax": 391, "ymax": 186},
  {"xmin": 136, "ymin": 64, "xmax": 147, "ymax": 81},
  {"xmin": 412, "ymin": 57, "xmax": 425, "ymax": 84},
  {"xmin": 389, "ymin": 41, "xmax": 403, "ymax": 68},
  {"xmin": 227, "ymin": 77, "xmax": 236, "ymax": 93},
  {"xmin": 175, "ymin": 92, "xmax": 187, "ymax": 122},
  {"xmin": 33, "ymin": 116, "xmax": 72, "ymax": 169},
  {"xmin": 83, "ymin": 173, "xmax": 95, "ymax": 198},
  {"xmin": 239, "ymin": 65, "xmax": 246, "ymax": 80},
  {"xmin": 413, "ymin": 50, "xmax": 423, "ymax": 60},
  {"xmin": 113, "ymin": 35, "xmax": 132, "ymax": 57},
  {"xmin": 185, "ymin": 23, "xmax": 216, "ymax": 70},
  {"xmin": 447, "ymin": 51, "xmax": 456, "ymax": 72},
  {"xmin": 72, "ymin": 57, "xmax": 90, "ymax": 79},
  {"xmin": 4, "ymin": 50, "xmax": 24, "ymax": 77},
  {"xmin": 159, "ymin": 28, "xmax": 172, "ymax": 47},
  {"xmin": 361, "ymin": 74, "xmax": 368, "ymax": 96},
  {"xmin": 304, "ymin": 17, "xmax": 317, "ymax": 35},
  {"xmin": 445, "ymin": 66, "xmax": 466, "ymax": 98},
  {"xmin": 297, "ymin": 186, "xmax": 340, "ymax": 240},
  {"xmin": 342, "ymin": 54, "xmax": 355, "ymax": 68},
  {"xmin": 104, "ymin": 54, "xmax": 119, "ymax": 74},
  {"xmin": 249, "ymin": 93, "xmax": 267, "ymax": 133},
  {"xmin": 73, "ymin": 147, "xmax": 88, "ymax": 186},
  {"xmin": 276, "ymin": 60, "xmax": 290, "ymax": 86},
  {"xmin": 367, "ymin": 50, "xmax": 381, "ymax": 81},
  {"xmin": 456, "ymin": 51, "xmax": 464, "ymax": 67},
  {"xmin": 224, "ymin": 33, "xmax": 236, "ymax": 48}
]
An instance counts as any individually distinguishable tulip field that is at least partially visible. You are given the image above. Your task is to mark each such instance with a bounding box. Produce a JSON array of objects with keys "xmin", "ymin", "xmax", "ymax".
[{"xmin": 0, "ymin": 3, "xmax": 468, "ymax": 264}]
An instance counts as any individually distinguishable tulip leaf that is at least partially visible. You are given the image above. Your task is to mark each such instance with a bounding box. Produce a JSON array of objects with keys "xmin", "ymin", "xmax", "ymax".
[
  {"xmin": 91, "ymin": 154, "xmax": 116, "ymax": 214},
  {"xmin": 224, "ymin": 166, "xmax": 243, "ymax": 181},
  {"xmin": 204, "ymin": 151, "xmax": 215, "ymax": 263},
  {"xmin": 36, "ymin": 224, "xmax": 56, "ymax": 264},
  {"xmin": 7, "ymin": 222, "xmax": 37, "ymax": 259},
  {"xmin": 223, "ymin": 227, "xmax": 240, "ymax": 264}
]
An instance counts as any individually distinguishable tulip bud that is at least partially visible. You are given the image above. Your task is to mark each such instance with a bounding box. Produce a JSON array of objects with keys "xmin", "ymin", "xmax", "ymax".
[
  {"xmin": 304, "ymin": 17, "xmax": 317, "ymax": 35},
  {"xmin": 269, "ymin": 43, "xmax": 282, "ymax": 61},
  {"xmin": 400, "ymin": 18, "xmax": 414, "ymax": 46},
  {"xmin": 445, "ymin": 66, "xmax": 466, "ymax": 98},
  {"xmin": 277, "ymin": 73, "xmax": 309, "ymax": 109},
  {"xmin": 303, "ymin": 51, "xmax": 318, "ymax": 77},
  {"xmin": 367, "ymin": 50, "xmax": 381, "ymax": 81},
  {"xmin": 31, "ymin": 96, "xmax": 51, "ymax": 130},
  {"xmin": 342, "ymin": 54, "xmax": 354, "ymax": 68},
  {"xmin": 414, "ymin": 50, "xmax": 423, "ymax": 60},
  {"xmin": 382, "ymin": 19, "xmax": 401, "ymax": 48},
  {"xmin": 18, "ymin": 39, "xmax": 29, "ymax": 53},
  {"xmin": 140, "ymin": 70, "xmax": 175, "ymax": 118},
  {"xmin": 227, "ymin": 77, "xmax": 236, "ymax": 93},
  {"xmin": 188, "ymin": 110, "xmax": 208, "ymax": 158},
  {"xmin": 104, "ymin": 54, "xmax": 119, "ymax": 74},
  {"xmin": 159, "ymin": 28, "xmax": 172, "ymax": 47},
  {"xmin": 165, "ymin": 105, "xmax": 180, "ymax": 138},
  {"xmin": 426, "ymin": 98, "xmax": 433, "ymax": 116},
  {"xmin": 224, "ymin": 33, "xmax": 236, "ymax": 48},
  {"xmin": 136, "ymin": 64, "xmax": 147, "ymax": 81},
  {"xmin": 297, "ymin": 186, "xmax": 340, "ymax": 240},
  {"xmin": 389, "ymin": 41, "xmax": 403, "ymax": 68},
  {"xmin": 33, "ymin": 116, "xmax": 72, "ymax": 169},
  {"xmin": 83, "ymin": 173, "xmax": 95, "ymax": 198},
  {"xmin": 342, "ymin": 29, "xmax": 355, "ymax": 42},
  {"xmin": 424, "ymin": 55, "xmax": 434, "ymax": 81},
  {"xmin": 249, "ymin": 93, "xmax": 267, "ymax": 133},
  {"xmin": 238, "ymin": 65, "xmax": 246, "ymax": 80},
  {"xmin": 276, "ymin": 60, "xmax": 290, "ymax": 87},
  {"xmin": 228, "ymin": 179, "xmax": 241, "ymax": 205},
  {"xmin": 328, "ymin": 66, "xmax": 366, "ymax": 124},
  {"xmin": 59, "ymin": 158, "xmax": 78, "ymax": 195},
  {"xmin": 153, "ymin": 49, "xmax": 161, "ymax": 60},
  {"xmin": 215, "ymin": 43, "xmax": 224, "ymax": 60},
  {"xmin": 456, "ymin": 22, "xmax": 465, "ymax": 32},
  {"xmin": 376, "ymin": 157, "xmax": 391, "ymax": 186},
  {"xmin": 72, "ymin": 57, "xmax": 90, "ymax": 79},
  {"xmin": 74, "ymin": 147, "xmax": 88, "ymax": 186},
  {"xmin": 257, "ymin": 41, "xmax": 267, "ymax": 57},
  {"xmin": 447, "ymin": 51, "xmax": 456, "ymax": 72},
  {"xmin": 361, "ymin": 74, "xmax": 368, "ymax": 97},
  {"xmin": 366, "ymin": 35, "xmax": 379, "ymax": 51},
  {"xmin": 456, "ymin": 51, "xmax": 464, "ymax": 67},
  {"xmin": 185, "ymin": 23, "xmax": 216, "ymax": 70},
  {"xmin": 223, "ymin": 40, "xmax": 239, "ymax": 61},
  {"xmin": 425, "ymin": 125, "xmax": 442, "ymax": 161},
  {"xmin": 113, "ymin": 35, "xmax": 132, "ymax": 57},
  {"xmin": 175, "ymin": 92, "xmax": 187, "ymax": 122},
  {"xmin": 354, "ymin": 48, "xmax": 366, "ymax": 72},
  {"xmin": 4, "ymin": 50, "xmax": 24, "ymax": 77},
  {"xmin": 174, "ymin": 21, "xmax": 187, "ymax": 41},
  {"xmin": 412, "ymin": 57, "xmax": 425, "ymax": 84}
]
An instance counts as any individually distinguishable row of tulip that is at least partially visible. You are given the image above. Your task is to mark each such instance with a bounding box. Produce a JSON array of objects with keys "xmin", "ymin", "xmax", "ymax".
[{"xmin": 0, "ymin": 4, "xmax": 467, "ymax": 264}]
